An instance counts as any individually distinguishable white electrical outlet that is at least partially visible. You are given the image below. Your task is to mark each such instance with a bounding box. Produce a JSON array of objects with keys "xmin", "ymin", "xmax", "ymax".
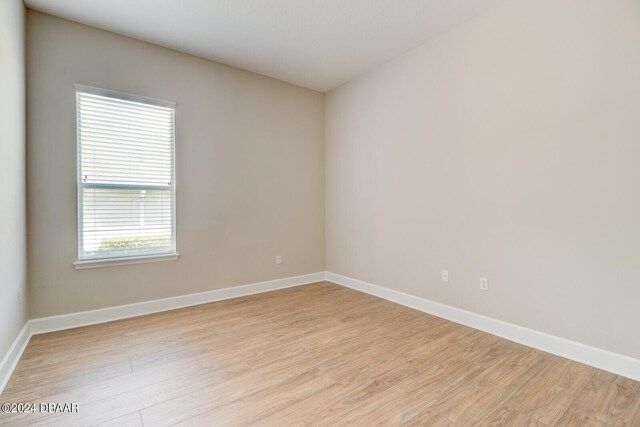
[
  {"xmin": 480, "ymin": 278, "xmax": 489, "ymax": 291},
  {"xmin": 276, "ymin": 255, "xmax": 282, "ymax": 265},
  {"xmin": 441, "ymin": 270, "xmax": 449, "ymax": 283},
  {"xmin": 18, "ymin": 289, "xmax": 23, "ymax": 303}
]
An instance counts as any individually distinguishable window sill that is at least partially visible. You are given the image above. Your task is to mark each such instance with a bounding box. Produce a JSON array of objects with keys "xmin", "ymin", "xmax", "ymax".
[{"xmin": 74, "ymin": 253, "xmax": 180, "ymax": 270}]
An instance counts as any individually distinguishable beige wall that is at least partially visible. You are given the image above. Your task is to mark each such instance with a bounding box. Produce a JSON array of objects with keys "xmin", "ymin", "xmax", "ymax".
[
  {"xmin": 326, "ymin": 0, "xmax": 640, "ymax": 359},
  {"xmin": 0, "ymin": 0, "xmax": 28, "ymax": 357},
  {"xmin": 27, "ymin": 11, "xmax": 325, "ymax": 318}
]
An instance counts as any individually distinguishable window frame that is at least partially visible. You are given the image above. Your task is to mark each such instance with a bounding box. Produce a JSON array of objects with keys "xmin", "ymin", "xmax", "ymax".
[{"xmin": 74, "ymin": 84, "xmax": 179, "ymax": 268}]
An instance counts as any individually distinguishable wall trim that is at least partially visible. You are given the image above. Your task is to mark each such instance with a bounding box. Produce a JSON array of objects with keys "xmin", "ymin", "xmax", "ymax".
[
  {"xmin": 30, "ymin": 272, "xmax": 325, "ymax": 335},
  {"xmin": 325, "ymin": 271, "xmax": 640, "ymax": 382},
  {"xmin": 1, "ymin": 272, "xmax": 324, "ymax": 396},
  {"xmin": 5, "ymin": 270, "xmax": 639, "ymax": 396},
  {"xmin": 0, "ymin": 322, "xmax": 31, "ymax": 396}
]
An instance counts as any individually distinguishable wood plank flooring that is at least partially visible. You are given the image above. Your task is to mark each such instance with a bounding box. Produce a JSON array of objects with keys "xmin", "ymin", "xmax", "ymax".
[{"xmin": 1, "ymin": 281, "xmax": 639, "ymax": 426}]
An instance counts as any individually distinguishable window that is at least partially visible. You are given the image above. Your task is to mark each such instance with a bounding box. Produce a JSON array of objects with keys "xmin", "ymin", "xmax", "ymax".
[{"xmin": 75, "ymin": 85, "xmax": 177, "ymax": 265}]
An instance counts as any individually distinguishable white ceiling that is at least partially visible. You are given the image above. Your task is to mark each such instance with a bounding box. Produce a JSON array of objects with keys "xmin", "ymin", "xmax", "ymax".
[{"xmin": 24, "ymin": 0, "xmax": 503, "ymax": 92}]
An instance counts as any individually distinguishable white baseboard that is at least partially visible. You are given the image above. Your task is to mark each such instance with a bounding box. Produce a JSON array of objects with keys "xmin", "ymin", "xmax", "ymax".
[
  {"xmin": 30, "ymin": 272, "xmax": 325, "ymax": 335},
  {"xmin": 5, "ymin": 270, "xmax": 638, "ymax": 397},
  {"xmin": 2, "ymin": 272, "xmax": 323, "ymax": 396},
  {"xmin": 325, "ymin": 272, "xmax": 640, "ymax": 382},
  {"xmin": 0, "ymin": 322, "xmax": 31, "ymax": 396}
]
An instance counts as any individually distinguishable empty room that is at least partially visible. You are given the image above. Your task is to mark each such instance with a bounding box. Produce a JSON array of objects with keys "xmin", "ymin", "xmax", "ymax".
[{"xmin": 1, "ymin": 0, "xmax": 640, "ymax": 425}]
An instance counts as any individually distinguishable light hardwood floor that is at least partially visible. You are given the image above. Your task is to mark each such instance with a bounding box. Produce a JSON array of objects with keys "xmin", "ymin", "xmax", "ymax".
[{"xmin": 1, "ymin": 282, "xmax": 639, "ymax": 426}]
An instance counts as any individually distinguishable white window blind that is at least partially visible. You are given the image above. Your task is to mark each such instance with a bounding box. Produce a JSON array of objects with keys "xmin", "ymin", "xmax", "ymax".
[{"xmin": 76, "ymin": 85, "xmax": 176, "ymax": 261}]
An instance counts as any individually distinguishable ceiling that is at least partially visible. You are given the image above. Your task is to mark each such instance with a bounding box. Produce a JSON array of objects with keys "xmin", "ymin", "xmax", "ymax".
[{"xmin": 24, "ymin": 0, "xmax": 503, "ymax": 92}]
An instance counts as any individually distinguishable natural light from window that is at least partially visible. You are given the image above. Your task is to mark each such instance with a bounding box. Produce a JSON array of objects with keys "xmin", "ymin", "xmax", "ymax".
[{"xmin": 76, "ymin": 85, "xmax": 176, "ymax": 261}]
